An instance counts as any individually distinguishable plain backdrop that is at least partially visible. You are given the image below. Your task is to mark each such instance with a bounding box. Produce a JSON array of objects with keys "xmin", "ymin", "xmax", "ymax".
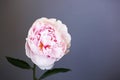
[{"xmin": 0, "ymin": 0, "xmax": 120, "ymax": 80}]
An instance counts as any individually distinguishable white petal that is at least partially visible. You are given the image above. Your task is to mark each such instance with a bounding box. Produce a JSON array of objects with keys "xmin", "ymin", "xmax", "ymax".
[{"xmin": 31, "ymin": 55, "xmax": 56, "ymax": 70}]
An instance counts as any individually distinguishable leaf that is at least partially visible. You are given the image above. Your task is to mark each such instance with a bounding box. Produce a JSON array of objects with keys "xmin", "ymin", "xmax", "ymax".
[
  {"xmin": 39, "ymin": 68, "xmax": 71, "ymax": 80},
  {"xmin": 6, "ymin": 56, "xmax": 31, "ymax": 69}
]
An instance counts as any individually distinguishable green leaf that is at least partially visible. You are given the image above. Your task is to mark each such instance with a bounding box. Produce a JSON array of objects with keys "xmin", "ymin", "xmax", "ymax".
[
  {"xmin": 6, "ymin": 56, "xmax": 31, "ymax": 69},
  {"xmin": 39, "ymin": 68, "xmax": 71, "ymax": 80}
]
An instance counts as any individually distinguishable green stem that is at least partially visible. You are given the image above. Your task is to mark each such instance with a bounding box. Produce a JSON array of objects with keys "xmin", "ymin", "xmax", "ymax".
[{"xmin": 33, "ymin": 64, "xmax": 37, "ymax": 80}]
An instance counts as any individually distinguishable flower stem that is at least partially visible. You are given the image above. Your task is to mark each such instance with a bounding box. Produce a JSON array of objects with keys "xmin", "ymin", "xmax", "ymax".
[{"xmin": 33, "ymin": 64, "xmax": 37, "ymax": 80}]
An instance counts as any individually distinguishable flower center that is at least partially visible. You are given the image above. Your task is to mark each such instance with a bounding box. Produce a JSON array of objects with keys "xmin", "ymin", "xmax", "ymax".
[
  {"xmin": 39, "ymin": 42, "xmax": 51, "ymax": 50},
  {"xmin": 37, "ymin": 24, "xmax": 57, "ymax": 51},
  {"xmin": 39, "ymin": 42, "xmax": 44, "ymax": 50}
]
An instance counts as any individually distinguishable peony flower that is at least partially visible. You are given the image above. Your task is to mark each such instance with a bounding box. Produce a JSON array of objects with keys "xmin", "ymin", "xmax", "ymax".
[{"xmin": 25, "ymin": 17, "xmax": 71, "ymax": 70}]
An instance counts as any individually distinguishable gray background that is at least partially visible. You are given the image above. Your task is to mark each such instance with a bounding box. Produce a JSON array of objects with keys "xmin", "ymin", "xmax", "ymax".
[{"xmin": 0, "ymin": 0, "xmax": 120, "ymax": 80}]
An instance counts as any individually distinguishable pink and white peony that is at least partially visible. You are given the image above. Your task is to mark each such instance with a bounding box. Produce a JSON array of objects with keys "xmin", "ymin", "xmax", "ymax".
[{"xmin": 25, "ymin": 17, "xmax": 71, "ymax": 70}]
